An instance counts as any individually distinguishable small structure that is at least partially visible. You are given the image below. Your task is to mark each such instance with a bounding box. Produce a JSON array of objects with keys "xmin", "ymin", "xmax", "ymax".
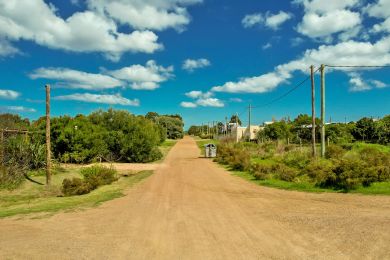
[{"xmin": 204, "ymin": 143, "xmax": 217, "ymax": 158}]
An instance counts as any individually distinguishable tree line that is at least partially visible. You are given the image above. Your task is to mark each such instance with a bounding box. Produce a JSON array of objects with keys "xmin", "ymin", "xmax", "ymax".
[
  {"xmin": 0, "ymin": 109, "xmax": 184, "ymax": 164},
  {"xmin": 188, "ymin": 114, "xmax": 390, "ymax": 145}
]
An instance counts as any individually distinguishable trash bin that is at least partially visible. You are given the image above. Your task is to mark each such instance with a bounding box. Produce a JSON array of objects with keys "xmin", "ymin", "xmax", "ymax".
[{"xmin": 204, "ymin": 143, "xmax": 217, "ymax": 158}]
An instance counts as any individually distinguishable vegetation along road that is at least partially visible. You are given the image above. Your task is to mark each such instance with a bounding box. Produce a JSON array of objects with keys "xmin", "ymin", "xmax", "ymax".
[{"xmin": 0, "ymin": 136, "xmax": 389, "ymax": 259}]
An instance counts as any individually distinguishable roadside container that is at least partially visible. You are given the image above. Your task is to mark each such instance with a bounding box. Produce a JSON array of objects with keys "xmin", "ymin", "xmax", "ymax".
[{"xmin": 204, "ymin": 143, "xmax": 217, "ymax": 158}]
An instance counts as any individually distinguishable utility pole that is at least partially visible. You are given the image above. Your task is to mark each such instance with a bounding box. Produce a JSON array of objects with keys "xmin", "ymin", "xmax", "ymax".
[
  {"xmin": 45, "ymin": 84, "xmax": 51, "ymax": 185},
  {"xmin": 310, "ymin": 65, "xmax": 316, "ymax": 158},
  {"xmin": 225, "ymin": 116, "xmax": 228, "ymax": 136},
  {"xmin": 0, "ymin": 129, "xmax": 3, "ymax": 167},
  {"xmin": 248, "ymin": 104, "xmax": 252, "ymax": 140},
  {"xmin": 320, "ymin": 64, "xmax": 326, "ymax": 158}
]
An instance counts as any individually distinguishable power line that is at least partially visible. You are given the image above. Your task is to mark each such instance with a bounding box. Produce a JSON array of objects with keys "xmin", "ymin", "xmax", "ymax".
[
  {"xmin": 251, "ymin": 67, "xmax": 321, "ymax": 109},
  {"xmin": 325, "ymin": 65, "xmax": 390, "ymax": 68}
]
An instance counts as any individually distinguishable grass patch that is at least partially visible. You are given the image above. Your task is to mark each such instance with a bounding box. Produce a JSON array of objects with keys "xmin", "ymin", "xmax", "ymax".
[
  {"xmin": 232, "ymin": 170, "xmax": 335, "ymax": 193},
  {"xmin": 0, "ymin": 168, "xmax": 153, "ymax": 218},
  {"xmin": 158, "ymin": 139, "xmax": 177, "ymax": 161}
]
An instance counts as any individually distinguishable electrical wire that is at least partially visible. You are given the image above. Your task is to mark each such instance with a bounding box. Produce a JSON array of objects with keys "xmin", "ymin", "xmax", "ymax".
[
  {"xmin": 325, "ymin": 65, "xmax": 390, "ymax": 68},
  {"xmin": 251, "ymin": 67, "xmax": 321, "ymax": 109}
]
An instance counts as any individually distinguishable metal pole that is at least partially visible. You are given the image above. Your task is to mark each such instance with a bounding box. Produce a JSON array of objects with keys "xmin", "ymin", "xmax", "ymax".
[
  {"xmin": 320, "ymin": 64, "xmax": 326, "ymax": 157},
  {"xmin": 45, "ymin": 84, "xmax": 51, "ymax": 185},
  {"xmin": 310, "ymin": 65, "xmax": 316, "ymax": 158}
]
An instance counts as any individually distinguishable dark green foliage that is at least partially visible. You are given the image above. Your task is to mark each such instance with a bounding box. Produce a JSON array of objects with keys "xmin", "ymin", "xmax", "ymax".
[
  {"xmin": 215, "ymin": 142, "xmax": 250, "ymax": 171},
  {"xmin": 261, "ymin": 121, "xmax": 292, "ymax": 141},
  {"xmin": 250, "ymin": 163, "xmax": 273, "ymax": 180},
  {"xmin": 32, "ymin": 109, "xmax": 167, "ymax": 164},
  {"xmin": 0, "ymin": 113, "xmax": 30, "ymax": 129},
  {"xmin": 325, "ymin": 145, "xmax": 347, "ymax": 159},
  {"xmin": 273, "ymin": 163, "xmax": 298, "ymax": 182},
  {"xmin": 62, "ymin": 165, "xmax": 118, "ymax": 196},
  {"xmin": 81, "ymin": 165, "xmax": 118, "ymax": 189},
  {"xmin": 282, "ymin": 151, "xmax": 311, "ymax": 169},
  {"xmin": 146, "ymin": 112, "xmax": 184, "ymax": 140},
  {"xmin": 304, "ymin": 159, "xmax": 334, "ymax": 183},
  {"xmin": 62, "ymin": 178, "xmax": 93, "ymax": 196}
]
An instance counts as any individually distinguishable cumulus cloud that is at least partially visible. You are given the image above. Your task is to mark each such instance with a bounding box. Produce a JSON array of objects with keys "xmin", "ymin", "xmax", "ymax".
[
  {"xmin": 365, "ymin": 0, "xmax": 390, "ymax": 18},
  {"xmin": 0, "ymin": 89, "xmax": 20, "ymax": 99},
  {"xmin": 181, "ymin": 90, "xmax": 224, "ymax": 108},
  {"xmin": 294, "ymin": 0, "xmax": 362, "ymax": 40},
  {"xmin": 0, "ymin": 39, "xmax": 20, "ymax": 57},
  {"xmin": 109, "ymin": 60, "xmax": 174, "ymax": 90},
  {"xmin": 210, "ymin": 36, "xmax": 390, "ymax": 93},
  {"xmin": 30, "ymin": 68, "xmax": 122, "ymax": 90},
  {"xmin": 182, "ymin": 58, "xmax": 211, "ymax": 72},
  {"xmin": 54, "ymin": 93, "xmax": 140, "ymax": 106},
  {"xmin": 180, "ymin": 101, "xmax": 197, "ymax": 108},
  {"xmin": 30, "ymin": 60, "xmax": 173, "ymax": 91},
  {"xmin": 0, "ymin": 106, "xmax": 36, "ymax": 113},
  {"xmin": 262, "ymin": 43, "xmax": 272, "ymax": 50},
  {"xmin": 242, "ymin": 11, "xmax": 292, "ymax": 30},
  {"xmin": 0, "ymin": 0, "xmax": 163, "ymax": 61},
  {"xmin": 87, "ymin": 0, "xmax": 202, "ymax": 32},
  {"xmin": 349, "ymin": 73, "xmax": 388, "ymax": 92}
]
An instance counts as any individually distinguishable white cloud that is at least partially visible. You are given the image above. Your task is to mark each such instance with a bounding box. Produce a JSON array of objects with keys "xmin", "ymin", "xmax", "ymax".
[
  {"xmin": 182, "ymin": 90, "xmax": 224, "ymax": 107},
  {"xmin": 291, "ymin": 37, "xmax": 305, "ymax": 47},
  {"xmin": 54, "ymin": 93, "xmax": 140, "ymax": 106},
  {"xmin": 210, "ymin": 36, "xmax": 390, "ymax": 93},
  {"xmin": 196, "ymin": 98, "xmax": 224, "ymax": 107},
  {"xmin": 229, "ymin": 98, "xmax": 243, "ymax": 103},
  {"xmin": 349, "ymin": 73, "xmax": 388, "ymax": 92},
  {"xmin": 265, "ymin": 11, "xmax": 293, "ymax": 30},
  {"xmin": 297, "ymin": 10, "xmax": 361, "ymax": 38},
  {"xmin": 180, "ymin": 101, "xmax": 197, "ymax": 108},
  {"xmin": 294, "ymin": 0, "xmax": 360, "ymax": 14},
  {"xmin": 87, "ymin": 0, "xmax": 202, "ymax": 32},
  {"xmin": 185, "ymin": 90, "xmax": 212, "ymax": 99},
  {"xmin": 262, "ymin": 43, "xmax": 272, "ymax": 50},
  {"xmin": 30, "ymin": 68, "xmax": 122, "ymax": 90},
  {"xmin": 242, "ymin": 11, "xmax": 292, "ymax": 30},
  {"xmin": 182, "ymin": 58, "xmax": 211, "ymax": 72},
  {"xmin": 0, "ymin": 106, "xmax": 36, "ymax": 113},
  {"xmin": 294, "ymin": 0, "xmax": 362, "ymax": 40},
  {"xmin": 0, "ymin": 0, "xmax": 163, "ymax": 61},
  {"xmin": 0, "ymin": 89, "xmax": 20, "ymax": 99},
  {"xmin": 109, "ymin": 60, "xmax": 173, "ymax": 90},
  {"xmin": 0, "ymin": 39, "xmax": 20, "ymax": 57},
  {"xmin": 30, "ymin": 60, "xmax": 173, "ymax": 91},
  {"xmin": 365, "ymin": 0, "xmax": 390, "ymax": 18},
  {"xmin": 242, "ymin": 14, "xmax": 264, "ymax": 28},
  {"xmin": 212, "ymin": 72, "xmax": 287, "ymax": 93}
]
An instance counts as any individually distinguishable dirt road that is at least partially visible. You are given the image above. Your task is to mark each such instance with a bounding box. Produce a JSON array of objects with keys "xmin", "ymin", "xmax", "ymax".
[{"xmin": 1, "ymin": 136, "xmax": 390, "ymax": 259}]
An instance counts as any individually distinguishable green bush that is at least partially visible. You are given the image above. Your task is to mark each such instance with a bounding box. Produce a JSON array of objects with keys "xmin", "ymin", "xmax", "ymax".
[
  {"xmin": 81, "ymin": 165, "xmax": 118, "ymax": 189},
  {"xmin": 325, "ymin": 145, "xmax": 346, "ymax": 159},
  {"xmin": 358, "ymin": 147, "xmax": 390, "ymax": 167},
  {"xmin": 282, "ymin": 151, "xmax": 310, "ymax": 170},
  {"xmin": 273, "ymin": 163, "xmax": 298, "ymax": 182},
  {"xmin": 62, "ymin": 165, "xmax": 118, "ymax": 196},
  {"xmin": 62, "ymin": 178, "xmax": 93, "ymax": 196},
  {"xmin": 250, "ymin": 163, "xmax": 273, "ymax": 180},
  {"xmin": 304, "ymin": 159, "xmax": 334, "ymax": 183}
]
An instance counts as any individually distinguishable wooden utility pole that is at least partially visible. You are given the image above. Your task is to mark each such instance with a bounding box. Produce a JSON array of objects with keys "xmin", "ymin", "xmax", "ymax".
[
  {"xmin": 310, "ymin": 65, "xmax": 316, "ymax": 158},
  {"xmin": 45, "ymin": 84, "xmax": 51, "ymax": 185},
  {"xmin": 225, "ymin": 116, "xmax": 228, "ymax": 136},
  {"xmin": 248, "ymin": 104, "xmax": 252, "ymax": 140},
  {"xmin": 320, "ymin": 64, "xmax": 326, "ymax": 157},
  {"xmin": 0, "ymin": 129, "xmax": 3, "ymax": 166}
]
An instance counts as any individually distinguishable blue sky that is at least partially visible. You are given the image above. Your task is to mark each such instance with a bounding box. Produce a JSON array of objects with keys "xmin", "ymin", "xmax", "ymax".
[{"xmin": 0, "ymin": 0, "xmax": 389, "ymax": 128}]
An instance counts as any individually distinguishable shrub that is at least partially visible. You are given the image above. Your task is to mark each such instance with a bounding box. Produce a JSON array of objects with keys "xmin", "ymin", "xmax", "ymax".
[
  {"xmin": 325, "ymin": 145, "xmax": 346, "ymax": 159},
  {"xmin": 250, "ymin": 163, "xmax": 273, "ymax": 180},
  {"xmin": 358, "ymin": 147, "xmax": 390, "ymax": 167},
  {"xmin": 273, "ymin": 163, "xmax": 298, "ymax": 182},
  {"xmin": 282, "ymin": 151, "xmax": 311, "ymax": 170},
  {"xmin": 304, "ymin": 159, "xmax": 334, "ymax": 184},
  {"xmin": 81, "ymin": 165, "xmax": 118, "ymax": 189},
  {"xmin": 62, "ymin": 178, "xmax": 93, "ymax": 196},
  {"xmin": 229, "ymin": 149, "xmax": 251, "ymax": 171}
]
